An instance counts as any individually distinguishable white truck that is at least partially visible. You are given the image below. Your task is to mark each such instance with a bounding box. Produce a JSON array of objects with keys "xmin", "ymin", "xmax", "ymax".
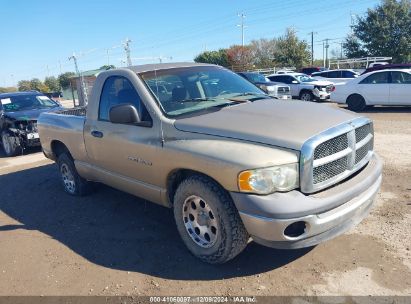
[{"xmin": 267, "ymin": 73, "xmax": 334, "ymax": 102}]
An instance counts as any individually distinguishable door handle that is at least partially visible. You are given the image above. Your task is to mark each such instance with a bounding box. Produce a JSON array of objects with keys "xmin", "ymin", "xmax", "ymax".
[{"xmin": 91, "ymin": 130, "xmax": 104, "ymax": 138}]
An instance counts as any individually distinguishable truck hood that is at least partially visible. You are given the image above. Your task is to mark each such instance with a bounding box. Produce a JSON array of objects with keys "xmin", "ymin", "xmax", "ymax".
[
  {"xmin": 174, "ymin": 99, "xmax": 359, "ymax": 151},
  {"xmin": 3, "ymin": 107, "xmax": 60, "ymax": 121}
]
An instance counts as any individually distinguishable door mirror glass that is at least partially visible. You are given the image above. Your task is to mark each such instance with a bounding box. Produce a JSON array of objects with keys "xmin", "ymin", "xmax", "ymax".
[
  {"xmin": 109, "ymin": 104, "xmax": 141, "ymax": 124},
  {"xmin": 291, "ymin": 80, "xmax": 299, "ymax": 84}
]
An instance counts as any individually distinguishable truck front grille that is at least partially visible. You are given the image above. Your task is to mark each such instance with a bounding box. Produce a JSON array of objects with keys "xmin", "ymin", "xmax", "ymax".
[
  {"xmin": 300, "ymin": 118, "xmax": 374, "ymax": 193},
  {"xmin": 277, "ymin": 86, "xmax": 290, "ymax": 94}
]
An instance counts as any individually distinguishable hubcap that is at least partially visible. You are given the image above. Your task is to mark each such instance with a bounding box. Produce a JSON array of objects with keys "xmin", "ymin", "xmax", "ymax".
[
  {"xmin": 301, "ymin": 93, "xmax": 311, "ymax": 101},
  {"xmin": 2, "ymin": 134, "xmax": 11, "ymax": 154},
  {"xmin": 60, "ymin": 163, "xmax": 76, "ymax": 193},
  {"xmin": 182, "ymin": 195, "xmax": 218, "ymax": 248}
]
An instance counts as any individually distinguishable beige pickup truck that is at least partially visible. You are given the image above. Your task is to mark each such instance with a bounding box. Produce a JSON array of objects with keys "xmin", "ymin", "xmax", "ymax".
[{"xmin": 38, "ymin": 63, "xmax": 382, "ymax": 264}]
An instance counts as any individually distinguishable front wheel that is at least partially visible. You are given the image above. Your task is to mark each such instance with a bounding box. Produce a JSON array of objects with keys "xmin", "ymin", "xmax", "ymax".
[
  {"xmin": 1, "ymin": 131, "xmax": 21, "ymax": 157},
  {"xmin": 347, "ymin": 94, "xmax": 366, "ymax": 112},
  {"xmin": 299, "ymin": 90, "xmax": 314, "ymax": 101},
  {"xmin": 173, "ymin": 175, "xmax": 249, "ymax": 264}
]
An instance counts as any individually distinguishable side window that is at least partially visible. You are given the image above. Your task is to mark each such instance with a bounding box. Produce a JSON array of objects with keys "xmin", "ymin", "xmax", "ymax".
[
  {"xmin": 327, "ymin": 71, "xmax": 341, "ymax": 78},
  {"xmin": 99, "ymin": 76, "xmax": 150, "ymax": 122},
  {"xmin": 391, "ymin": 72, "xmax": 411, "ymax": 84},
  {"xmin": 286, "ymin": 76, "xmax": 296, "ymax": 84},
  {"xmin": 342, "ymin": 70, "xmax": 355, "ymax": 78},
  {"xmin": 360, "ymin": 72, "xmax": 389, "ymax": 84}
]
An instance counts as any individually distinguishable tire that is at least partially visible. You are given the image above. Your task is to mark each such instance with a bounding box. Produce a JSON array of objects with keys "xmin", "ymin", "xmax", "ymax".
[
  {"xmin": 347, "ymin": 94, "xmax": 366, "ymax": 112},
  {"xmin": 173, "ymin": 175, "xmax": 249, "ymax": 264},
  {"xmin": 299, "ymin": 90, "xmax": 314, "ymax": 102},
  {"xmin": 57, "ymin": 152, "xmax": 91, "ymax": 196},
  {"xmin": 1, "ymin": 130, "xmax": 21, "ymax": 157}
]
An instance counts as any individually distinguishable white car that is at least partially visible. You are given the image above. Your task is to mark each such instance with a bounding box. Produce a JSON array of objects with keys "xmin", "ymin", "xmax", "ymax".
[
  {"xmin": 311, "ymin": 69, "xmax": 359, "ymax": 84},
  {"xmin": 331, "ymin": 69, "xmax": 411, "ymax": 111},
  {"xmin": 267, "ymin": 73, "xmax": 334, "ymax": 101}
]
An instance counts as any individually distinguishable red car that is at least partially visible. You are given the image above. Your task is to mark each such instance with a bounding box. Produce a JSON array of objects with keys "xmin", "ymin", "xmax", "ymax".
[{"xmin": 361, "ymin": 63, "xmax": 411, "ymax": 75}]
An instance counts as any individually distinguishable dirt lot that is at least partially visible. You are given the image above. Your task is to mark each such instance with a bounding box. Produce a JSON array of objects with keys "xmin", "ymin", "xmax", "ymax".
[{"xmin": 0, "ymin": 105, "xmax": 410, "ymax": 297}]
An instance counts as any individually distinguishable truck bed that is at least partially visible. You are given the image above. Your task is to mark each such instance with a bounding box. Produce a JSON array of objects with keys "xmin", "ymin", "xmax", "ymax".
[
  {"xmin": 55, "ymin": 107, "xmax": 87, "ymax": 117},
  {"xmin": 37, "ymin": 107, "xmax": 87, "ymax": 161}
]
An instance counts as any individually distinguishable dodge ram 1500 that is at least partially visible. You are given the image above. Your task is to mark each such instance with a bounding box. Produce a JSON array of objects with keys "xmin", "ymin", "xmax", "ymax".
[{"xmin": 38, "ymin": 63, "xmax": 382, "ymax": 264}]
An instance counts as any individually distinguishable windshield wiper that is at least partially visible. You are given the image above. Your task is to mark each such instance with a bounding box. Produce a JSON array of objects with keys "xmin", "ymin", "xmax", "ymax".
[
  {"xmin": 229, "ymin": 92, "xmax": 270, "ymax": 101},
  {"xmin": 178, "ymin": 97, "xmax": 216, "ymax": 103}
]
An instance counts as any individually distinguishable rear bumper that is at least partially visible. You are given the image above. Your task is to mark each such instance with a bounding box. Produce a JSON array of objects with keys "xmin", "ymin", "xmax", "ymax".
[{"xmin": 230, "ymin": 154, "xmax": 382, "ymax": 249}]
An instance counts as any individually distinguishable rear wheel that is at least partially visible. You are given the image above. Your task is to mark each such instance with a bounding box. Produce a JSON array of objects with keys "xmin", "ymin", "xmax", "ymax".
[
  {"xmin": 299, "ymin": 90, "xmax": 314, "ymax": 101},
  {"xmin": 173, "ymin": 175, "xmax": 249, "ymax": 264},
  {"xmin": 57, "ymin": 152, "xmax": 91, "ymax": 196},
  {"xmin": 1, "ymin": 131, "xmax": 21, "ymax": 157},
  {"xmin": 347, "ymin": 94, "xmax": 366, "ymax": 112}
]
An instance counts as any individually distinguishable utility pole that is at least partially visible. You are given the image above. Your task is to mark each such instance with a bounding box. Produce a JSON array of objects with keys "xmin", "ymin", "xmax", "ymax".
[
  {"xmin": 322, "ymin": 41, "xmax": 325, "ymax": 67},
  {"xmin": 350, "ymin": 12, "xmax": 357, "ymax": 35},
  {"xmin": 237, "ymin": 13, "xmax": 247, "ymax": 47},
  {"xmin": 123, "ymin": 38, "xmax": 133, "ymax": 67},
  {"xmin": 308, "ymin": 32, "xmax": 317, "ymax": 65},
  {"xmin": 325, "ymin": 39, "xmax": 330, "ymax": 68},
  {"xmin": 69, "ymin": 52, "xmax": 88, "ymax": 106}
]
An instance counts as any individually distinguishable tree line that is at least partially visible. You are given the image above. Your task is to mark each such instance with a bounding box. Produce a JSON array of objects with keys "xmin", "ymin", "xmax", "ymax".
[{"xmin": 194, "ymin": 28, "xmax": 311, "ymax": 71}]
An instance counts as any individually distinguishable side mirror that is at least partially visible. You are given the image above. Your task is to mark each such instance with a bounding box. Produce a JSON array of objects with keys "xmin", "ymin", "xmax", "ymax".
[
  {"xmin": 291, "ymin": 80, "xmax": 299, "ymax": 84},
  {"xmin": 109, "ymin": 103, "xmax": 141, "ymax": 124}
]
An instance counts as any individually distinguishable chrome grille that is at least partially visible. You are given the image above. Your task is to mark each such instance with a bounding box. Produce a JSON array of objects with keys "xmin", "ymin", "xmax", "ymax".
[
  {"xmin": 277, "ymin": 86, "xmax": 290, "ymax": 93},
  {"xmin": 314, "ymin": 133, "xmax": 348, "ymax": 159},
  {"xmin": 313, "ymin": 156, "xmax": 348, "ymax": 184},
  {"xmin": 355, "ymin": 124, "xmax": 371, "ymax": 143},
  {"xmin": 300, "ymin": 118, "xmax": 374, "ymax": 193},
  {"xmin": 355, "ymin": 139, "xmax": 373, "ymax": 164}
]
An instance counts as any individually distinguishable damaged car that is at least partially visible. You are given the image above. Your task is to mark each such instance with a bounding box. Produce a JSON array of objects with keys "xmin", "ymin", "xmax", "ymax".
[{"xmin": 0, "ymin": 91, "xmax": 61, "ymax": 156}]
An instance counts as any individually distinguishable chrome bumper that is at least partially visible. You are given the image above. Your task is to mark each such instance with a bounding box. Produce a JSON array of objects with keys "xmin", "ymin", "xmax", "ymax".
[{"xmin": 231, "ymin": 154, "xmax": 382, "ymax": 249}]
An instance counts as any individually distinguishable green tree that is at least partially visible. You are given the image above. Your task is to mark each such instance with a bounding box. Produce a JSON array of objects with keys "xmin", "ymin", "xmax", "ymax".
[
  {"xmin": 17, "ymin": 80, "xmax": 32, "ymax": 91},
  {"xmin": 44, "ymin": 76, "xmax": 60, "ymax": 92},
  {"xmin": 274, "ymin": 28, "xmax": 311, "ymax": 68},
  {"xmin": 194, "ymin": 49, "xmax": 229, "ymax": 67},
  {"xmin": 99, "ymin": 65, "xmax": 116, "ymax": 70},
  {"xmin": 351, "ymin": 0, "xmax": 411, "ymax": 62},
  {"xmin": 344, "ymin": 34, "xmax": 369, "ymax": 58},
  {"xmin": 58, "ymin": 72, "xmax": 76, "ymax": 89},
  {"xmin": 30, "ymin": 78, "xmax": 48, "ymax": 92}
]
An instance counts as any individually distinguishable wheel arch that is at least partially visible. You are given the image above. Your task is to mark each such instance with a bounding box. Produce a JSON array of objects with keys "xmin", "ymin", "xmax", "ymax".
[
  {"xmin": 50, "ymin": 140, "xmax": 73, "ymax": 160},
  {"xmin": 166, "ymin": 168, "xmax": 227, "ymax": 205}
]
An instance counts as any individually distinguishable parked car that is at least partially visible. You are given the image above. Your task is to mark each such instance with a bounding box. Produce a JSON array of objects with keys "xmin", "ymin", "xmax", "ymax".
[
  {"xmin": 300, "ymin": 67, "xmax": 327, "ymax": 75},
  {"xmin": 331, "ymin": 69, "xmax": 411, "ymax": 111},
  {"xmin": 38, "ymin": 63, "xmax": 382, "ymax": 264},
  {"xmin": 237, "ymin": 72, "xmax": 291, "ymax": 99},
  {"xmin": 311, "ymin": 69, "xmax": 359, "ymax": 84},
  {"xmin": 267, "ymin": 73, "xmax": 334, "ymax": 101},
  {"xmin": 361, "ymin": 63, "xmax": 411, "ymax": 75},
  {"xmin": 0, "ymin": 91, "xmax": 61, "ymax": 156}
]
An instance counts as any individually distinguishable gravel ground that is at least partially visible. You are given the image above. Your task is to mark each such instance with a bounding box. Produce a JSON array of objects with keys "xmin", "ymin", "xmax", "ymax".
[{"xmin": 0, "ymin": 104, "xmax": 410, "ymax": 297}]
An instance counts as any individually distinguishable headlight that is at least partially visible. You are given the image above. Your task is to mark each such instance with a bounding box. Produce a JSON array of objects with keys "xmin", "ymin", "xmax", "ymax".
[
  {"xmin": 238, "ymin": 163, "xmax": 299, "ymax": 194},
  {"xmin": 266, "ymin": 85, "xmax": 275, "ymax": 92}
]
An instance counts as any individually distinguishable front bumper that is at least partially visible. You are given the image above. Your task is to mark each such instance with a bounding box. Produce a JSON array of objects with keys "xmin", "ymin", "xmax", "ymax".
[
  {"xmin": 313, "ymin": 89, "xmax": 331, "ymax": 101},
  {"xmin": 230, "ymin": 153, "xmax": 382, "ymax": 249}
]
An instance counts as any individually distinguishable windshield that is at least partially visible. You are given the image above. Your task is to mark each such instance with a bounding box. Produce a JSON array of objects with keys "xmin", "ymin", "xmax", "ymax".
[
  {"xmin": 294, "ymin": 74, "xmax": 316, "ymax": 82},
  {"xmin": 140, "ymin": 66, "xmax": 267, "ymax": 117},
  {"xmin": 0, "ymin": 94, "xmax": 59, "ymax": 112}
]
